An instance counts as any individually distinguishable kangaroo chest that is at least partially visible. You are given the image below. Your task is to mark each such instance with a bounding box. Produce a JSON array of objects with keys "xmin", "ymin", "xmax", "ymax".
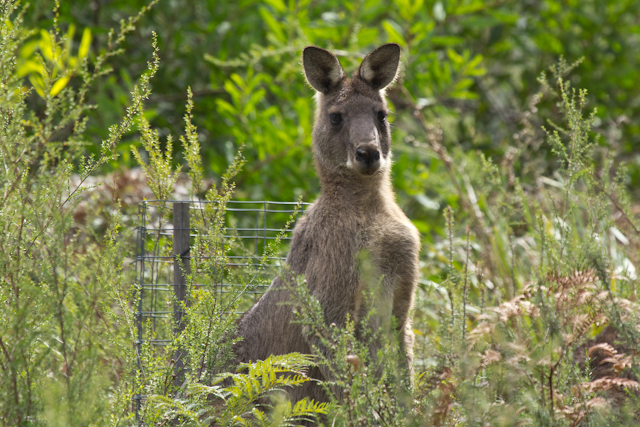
[
  {"xmin": 355, "ymin": 218, "xmax": 383, "ymax": 252},
  {"xmin": 354, "ymin": 209, "xmax": 407, "ymax": 256},
  {"xmin": 299, "ymin": 198, "xmax": 417, "ymax": 291}
]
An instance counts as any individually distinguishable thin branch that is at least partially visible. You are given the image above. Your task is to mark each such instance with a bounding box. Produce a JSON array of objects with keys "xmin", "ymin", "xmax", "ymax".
[{"xmin": 607, "ymin": 192, "xmax": 640, "ymax": 235}]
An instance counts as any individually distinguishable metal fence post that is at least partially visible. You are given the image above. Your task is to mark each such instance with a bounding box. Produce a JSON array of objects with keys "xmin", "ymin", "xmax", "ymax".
[
  {"xmin": 173, "ymin": 202, "xmax": 190, "ymax": 388},
  {"xmin": 134, "ymin": 201, "xmax": 147, "ymax": 422}
]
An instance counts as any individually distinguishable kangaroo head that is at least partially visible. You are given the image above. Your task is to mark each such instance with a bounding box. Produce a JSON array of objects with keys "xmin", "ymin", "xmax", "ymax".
[{"xmin": 303, "ymin": 44, "xmax": 401, "ymax": 179}]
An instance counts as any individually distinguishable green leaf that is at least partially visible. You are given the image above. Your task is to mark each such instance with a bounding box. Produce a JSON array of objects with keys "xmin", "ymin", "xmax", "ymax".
[
  {"xmin": 16, "ymin": 60, "xmax": 42, "ymax": 78},
  {"xmin": 460, "ymin": 15, "xmax": 498, "ymax": 30},
  {"xmin": 535, "ymin": 33, "xmax": 564, "ymax": 54},
  {"xmin": 453, "ymin": 0, "xmax": 484, "ymax": 14},
  {"xmin": 50, "ymin": 75, "xmax": 70, "ymax": 96},
  {"xmin": 263, "ymin": 0, "xmax": 287, "ymax": 13},
  {"xmin": 18, "ymin": 40, "xmax": 39, "ymax": 59},
  {"xmin": 409, "ymin": 0, "xmax": 425, "ymax": 18},
  {"xmin": 28, "ymin": 74, "xmax": 45, "ymax": 97},
  {"xmin": 489, "ymin": 10, "xmax": 520, "ymax": 24},
  {"xmin": 382, "ymin": 20, "xmax": 406, "ymax": 46},
  {"xmin": 450, "ymin": 89, "xmax": 477, "ymax": 99},
  {"xmin": 410, "ymin": 21, "xmax": 435, "ymax": 44},
  {"xmin": 78, "ymin": 27, "xmax": 91, "ymax": 60},
  {"xmin": 454, "ymin": 78, "xmax": 473, "ymax": 91},
  {"xmin": 466, "ymin": 54, "xmax": 486, "ymax": 76},
  {"xmin": 446, "ymin": 48, "xmax": 463, "ymax": 65},
  {"xmin": 215, "ymin": 99, "xmax": 237, "ymax": 117},
  {"xmin": 357, "ymin": 28, "xmax": 378, "ymax": 46},
  {"xmin": 224, "ymin": 79, "xmax": 242, "ymax": 102},
  {"xmin": 467, "ymin": 54, "xmax": 484, "ymax": 70},
  {"xmin": 39, "ymin": 29, "xmax": 54, "ymax": 61},
  {"xmin": 230, "ymin": 73, "xmax": 246, "ymax": 90},
  {"xmin": 259, "ymin": 7, "xmax": 286, "ymax": 44},
  {"xmin": 412, "ymin": 219, "xmax": 432, "ymax": 233},
  {"xmin": 242, "ymin": 88, "xmax": 265, "ymax": 116},
  {"xmin": 392, "ymin": 0, "xmax": 411, "ymax": 18},
  {"xmin": 430, "ymin": 36, "xmax": 464, "ymax": 46}
]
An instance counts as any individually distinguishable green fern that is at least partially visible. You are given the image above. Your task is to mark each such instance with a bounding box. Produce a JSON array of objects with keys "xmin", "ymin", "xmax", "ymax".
[{"xmin": 146, "ymin": 353, "xmax": 327, "ymax": 426}]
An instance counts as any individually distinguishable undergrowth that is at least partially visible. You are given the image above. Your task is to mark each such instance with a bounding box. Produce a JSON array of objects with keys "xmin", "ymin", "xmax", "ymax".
[{"xmin": 1, "ymin": 0, "xmax": 639, "ymax": 426}]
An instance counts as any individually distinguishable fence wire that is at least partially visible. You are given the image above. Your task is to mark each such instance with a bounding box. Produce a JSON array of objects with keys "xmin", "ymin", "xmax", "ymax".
[{"xmin": 133, "ymin": 199, "xmax": 308, "ymax": 423}]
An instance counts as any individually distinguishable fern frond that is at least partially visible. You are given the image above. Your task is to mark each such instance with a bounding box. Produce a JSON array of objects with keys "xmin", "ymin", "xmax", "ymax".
[
  {"xmin": 581, "ymin": 377, "xmax": 640, "ymax": 393},
  {"xmin": 588, "ymin": 343, "xmax": 616, "ymax": 358},
  {"xmin": 270, "ymin": 399, "xmax": 328, "ymax": 427},
  {"xmin": 213, "ymin": 353, "xmax": 318, "ymax": 426},
  {"xmin": 146, "ymin": 395, "xmax": 206, "ymax": 427},
  {"xmin": 480, "ymin": 348, "xmax": 502, "ymax": 367}
]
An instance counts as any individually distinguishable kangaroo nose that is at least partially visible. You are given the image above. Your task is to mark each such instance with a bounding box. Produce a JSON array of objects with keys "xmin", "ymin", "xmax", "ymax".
[{"xmin": 355, "ymin": 146, "xmax": 380, "ymax": 166}]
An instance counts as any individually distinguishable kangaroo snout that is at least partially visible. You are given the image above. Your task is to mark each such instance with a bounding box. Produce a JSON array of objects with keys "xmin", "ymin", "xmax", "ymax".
[{"xmin": 355, "ymin": 144, "xmax": 381, "ymax": 175}]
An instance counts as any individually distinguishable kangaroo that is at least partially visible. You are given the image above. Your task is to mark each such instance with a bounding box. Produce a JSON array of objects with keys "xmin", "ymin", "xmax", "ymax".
[{"xmin": 234, "ymin": 43, "xmax": 420, "ymax": 404}]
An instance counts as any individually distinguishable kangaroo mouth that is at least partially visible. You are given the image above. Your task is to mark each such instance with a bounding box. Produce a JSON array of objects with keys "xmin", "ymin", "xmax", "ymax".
[{"xmin": 355, "ymin": 162, "xmax": 381, "ymax": 176}]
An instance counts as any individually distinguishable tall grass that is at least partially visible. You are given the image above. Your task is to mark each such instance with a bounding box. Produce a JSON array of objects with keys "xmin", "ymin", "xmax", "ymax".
[{"xmin": 2, "ymin": 1, "xmax": 639, "ymax": 425}]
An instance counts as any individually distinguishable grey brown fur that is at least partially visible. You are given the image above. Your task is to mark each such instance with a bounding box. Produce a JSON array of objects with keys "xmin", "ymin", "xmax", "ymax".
[{"xmin": 234, "ymin": 44, "xmax": 420, "ymax": 403}]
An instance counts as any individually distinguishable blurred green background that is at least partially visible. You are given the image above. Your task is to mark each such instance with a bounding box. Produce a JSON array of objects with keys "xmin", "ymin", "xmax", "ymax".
[{"xmin": 18, "ymin": 0, "xmax": 640, "ymax": 268}]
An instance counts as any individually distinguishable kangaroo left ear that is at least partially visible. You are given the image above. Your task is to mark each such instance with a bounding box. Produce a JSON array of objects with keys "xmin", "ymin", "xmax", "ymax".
[
  {"xmin": 303, "ymin": 46, "xmax": 344, "ymax": 94},
  {"xmin": 357, "ymin": 43, "xmax": 401, "ymax": 90}
]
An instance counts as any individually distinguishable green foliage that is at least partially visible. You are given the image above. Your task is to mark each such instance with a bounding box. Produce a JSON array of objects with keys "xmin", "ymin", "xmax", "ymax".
[
  {"xmin": 282, "ymin": 271, "xmax": 413, "ymax": 426},
  {"xmin": 219, "ymin": 354, "xmax": 328, "ymax": 426},
  {"xmin": 143, "ymin": 354, "xmax": 327, "ymax": 427},
  {"xmin": 0, "ymin": 0, "xmax": 155, "ymax": 424},
  {"xmin": 407, "ymin": 60, "xmax": 640, "ymax": 426},
  {"xmin": 21, "ymin": 0, "xmax": 640, "ymax": 202},
  {"xmin": 17, "ymin": 20, "xmax": 92, "ymax": 97},
  {"xmin": 4, "ymin": 0, "xmax": 640, "ymax": 426},
  {"xmin": 128, "ymin": 82, "xmax": 326, "ymax": 425}
]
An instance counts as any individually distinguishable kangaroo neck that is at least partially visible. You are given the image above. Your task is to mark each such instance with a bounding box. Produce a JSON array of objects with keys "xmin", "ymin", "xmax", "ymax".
[{"xmin": 316, "ymin": 165, "xmax": 393, "ymax": 209}]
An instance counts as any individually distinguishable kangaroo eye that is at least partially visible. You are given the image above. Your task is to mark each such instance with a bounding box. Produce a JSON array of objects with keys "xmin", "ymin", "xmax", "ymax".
[
  {"xmin": 329, "ymin": 113, "xmax": 343, "ymax": 125},
  {"xmin": 377, "ymin": 111, "xmax": 387, "ymax": 123}
]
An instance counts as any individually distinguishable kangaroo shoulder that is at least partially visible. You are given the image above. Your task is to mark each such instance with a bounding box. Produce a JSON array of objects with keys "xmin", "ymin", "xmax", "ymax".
[
  {"xmin": 381, "ymin": 208, "xmax": 421, "ymax": 256},
  {"xmin": 286, "ymin": 208, "xmax": 315, "ymax": 272}
]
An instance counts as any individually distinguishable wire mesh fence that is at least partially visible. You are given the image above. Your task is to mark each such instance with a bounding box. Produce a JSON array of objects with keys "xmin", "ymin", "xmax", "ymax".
[{"xmin": 133, "ymin": 199, "xmax": 309, "ymax": 422}]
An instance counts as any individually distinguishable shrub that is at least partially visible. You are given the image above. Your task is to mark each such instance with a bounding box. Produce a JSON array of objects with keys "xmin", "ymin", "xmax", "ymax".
[
  {"xmin": 3, "ymin": 0, "xmax": 640, "ymax": 425},
  {"xmin": 0, "ymin": 0, "xmax": 155, "ymax": 424}
]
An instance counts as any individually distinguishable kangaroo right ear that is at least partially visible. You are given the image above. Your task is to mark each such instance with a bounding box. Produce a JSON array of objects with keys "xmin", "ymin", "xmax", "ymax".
[
  {"xmin": 358, "ymin": 43, "xmax": 401, "ymax": 90},
  {"xmin": 303, "ymin": 46, "xmax": 344, "ymax": 94}
]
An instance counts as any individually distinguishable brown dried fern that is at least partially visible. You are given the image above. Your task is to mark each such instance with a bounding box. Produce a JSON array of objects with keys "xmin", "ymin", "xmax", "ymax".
[{"xmin": 581, "ymin": 377, "xmax": 640, "ymax": 393}]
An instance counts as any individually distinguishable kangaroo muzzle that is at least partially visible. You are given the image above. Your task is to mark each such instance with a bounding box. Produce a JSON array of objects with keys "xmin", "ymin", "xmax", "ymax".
[{"xmin": 354, "ymin": 143, "xmax": 381, "ymax": 175}]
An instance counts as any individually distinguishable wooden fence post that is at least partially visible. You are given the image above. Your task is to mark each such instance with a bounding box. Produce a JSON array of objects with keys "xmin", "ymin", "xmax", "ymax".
[{"xmin": 172, "ymin": 202, "xmax": 190, "ymax": 388}]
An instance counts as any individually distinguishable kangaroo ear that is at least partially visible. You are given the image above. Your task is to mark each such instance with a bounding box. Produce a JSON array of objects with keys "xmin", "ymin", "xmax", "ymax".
[
  {"xmin": 358, "ymin": 43, "xmax": 401, "ymax": 90},
  {"xmin": 303, "ymin": 46, "xmax": 344, "ymax": 94}
]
